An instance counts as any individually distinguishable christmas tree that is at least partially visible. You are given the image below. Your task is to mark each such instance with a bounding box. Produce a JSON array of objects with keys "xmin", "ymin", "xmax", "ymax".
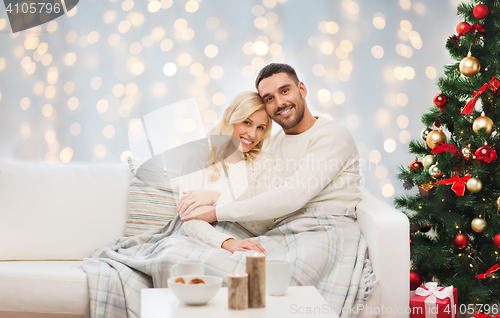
[{"xmin": 395, "ymin": 0, "xmax": 500, "ymax": 307}]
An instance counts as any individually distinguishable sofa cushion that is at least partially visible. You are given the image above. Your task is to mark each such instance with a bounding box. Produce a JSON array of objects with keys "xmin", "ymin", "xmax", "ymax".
[
  {"xmin": 0, "ymin": 261, "xmax": 88, "ymax": 315},
  {"xmin": 124, "ymin": 157, "xmax": 178, "ymax": 236},
  {"xmin": 0, "ymin": 159, "xmax": 131, "ymax": 261}
]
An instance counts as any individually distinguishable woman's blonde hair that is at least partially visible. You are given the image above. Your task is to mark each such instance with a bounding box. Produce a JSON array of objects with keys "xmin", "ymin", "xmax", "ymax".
[{"xmin": 208, "ymin": 91, "xmax": 272, "ymax": 181}]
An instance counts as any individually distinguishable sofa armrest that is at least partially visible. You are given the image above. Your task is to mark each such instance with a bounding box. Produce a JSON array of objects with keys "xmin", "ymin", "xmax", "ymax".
[
  {"xmin": 0, "ymin": 159, "xmax": 132, "ymax": 261},
  {"xmin": 356, "ymin": 188, "xmax": 410, "ymax": 318}
]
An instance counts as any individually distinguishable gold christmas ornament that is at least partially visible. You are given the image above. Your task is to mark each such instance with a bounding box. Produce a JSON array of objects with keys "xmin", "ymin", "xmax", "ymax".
[
  {"xmin": 496, "ymin": 196, "xmax": 500, "ymax": 210},
  {"xmin": 429, "ymin": 164, "xmax": 443, "ymax": 179},
  {"xmin": 422, "ymin": 154, "xmax": 436, "ymax": 169},
  {"xmin": 471, "ymin": 217, "xmax": 487, "ymax": 233},
  {"xmin": 466, "ymin": 177, "xmax": 482, "ymax": 193},
  {"xmin": 426, "ymin": 129, "xmax": 447, "ymax": 149},
  {"xmin": 472, "ymin": 113, "xmax": 494, "ymax": 137},
  {"xmin": 459, "ymin": 53, "xmax": 481, "ymax": 77}
]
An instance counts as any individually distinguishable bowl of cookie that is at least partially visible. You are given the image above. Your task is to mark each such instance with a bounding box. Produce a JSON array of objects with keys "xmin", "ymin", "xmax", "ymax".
[{"xmin": 167, "ymin": 275, "xmax": 223, "ymax": 305}]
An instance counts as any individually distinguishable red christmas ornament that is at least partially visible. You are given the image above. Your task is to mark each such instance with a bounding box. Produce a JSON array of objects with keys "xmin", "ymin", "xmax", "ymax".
[
  {"xmin": 420, "ymin": 223, "xmax": 431, "ymax": 233},
  {"xmin": 435, "ymin": 122, "xmax": 442, "ymax": 127},
  {"xmin": 453, "ymin": 233, "xmax": 469, "ymax": 249},
  {"xmin": 456, "ymin": 22, "xmax": 470, "ymax": 34},
  {"xmin": 473, "ymin": 4, "xmax": 489, "ymax": 20},
  {"xmin": 433, "ymin": 93, "xmax": 449, "ymax": 108},
  {"xmin": 494, "ymin": 234, "xmax": 500, "ymax": 248},
  {"xmin": 410, "ymin": 270, "xmax": 423, "ymax": 290},
  {"xmin": 475, "ymin": 145, "xmax": 497, "ymax": 163},
  {"xmin": 410, "ymin": 160, "xmax": 424, "ymax": 173},
  {"xmin": 475, "ymin": 312, "xmax": 500, "ymax": 318}
]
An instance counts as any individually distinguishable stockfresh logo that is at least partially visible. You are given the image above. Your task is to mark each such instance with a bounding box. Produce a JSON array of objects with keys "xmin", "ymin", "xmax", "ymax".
[{"xmin": 3, "ymin": 0, "xmax": 78, "ymax": 33}]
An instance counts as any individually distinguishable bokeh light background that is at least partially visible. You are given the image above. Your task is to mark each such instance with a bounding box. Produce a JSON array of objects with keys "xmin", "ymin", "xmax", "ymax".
[{"xmin": 0, "ymin": 0, "xmax": 465, "ymax": 204}]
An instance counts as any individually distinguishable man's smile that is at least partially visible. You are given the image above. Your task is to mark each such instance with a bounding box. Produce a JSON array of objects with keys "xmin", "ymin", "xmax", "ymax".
[{"xmin": 277, "ymin": 105, "xmax": 294, "ymax": 117}]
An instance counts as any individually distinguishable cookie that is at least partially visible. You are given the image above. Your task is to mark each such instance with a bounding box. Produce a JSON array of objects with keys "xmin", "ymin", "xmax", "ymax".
[
  {"xmin": 174, "ymin": 277, "xmax": 185, "ymax": 284},
  {"xmin": 188, "ymin": 278, "xmax": 205, "ymax": 284}
]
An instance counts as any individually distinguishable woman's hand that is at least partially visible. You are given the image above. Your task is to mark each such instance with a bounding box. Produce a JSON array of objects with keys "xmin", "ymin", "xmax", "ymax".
[
  {"xmin": 179, "ymin": 205, "xmax": 217, "ymax": 223},
  {"xmin": 221, "ymin": 238, "xmax": 266, "ymax": 254},
  {"xmin": 177, "ymin": 190, "xmax": 221, "ymax": 214}
]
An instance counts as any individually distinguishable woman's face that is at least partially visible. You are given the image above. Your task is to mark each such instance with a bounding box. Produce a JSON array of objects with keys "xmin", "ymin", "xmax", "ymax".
[{"xmin": 232, "ymin": 109, "xmax": 269, "ymax": 153}]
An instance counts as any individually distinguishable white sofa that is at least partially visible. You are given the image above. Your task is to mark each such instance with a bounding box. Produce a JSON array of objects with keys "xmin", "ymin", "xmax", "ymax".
[{"xmin": 0, "ymin": 159, "xmax": 410, "ymax": 318}]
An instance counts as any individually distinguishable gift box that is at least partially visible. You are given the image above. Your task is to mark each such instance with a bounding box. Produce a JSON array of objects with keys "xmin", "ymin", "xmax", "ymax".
[
  {"xmin": 418, "ymin": 182, "xmax": 436, "ymax": 200},
  {"xmin": 487, "ymin": 76, "xmax": 500, "ymax": 94},
  {"xmin": 410, "ymin": 282, "xmax": 457, "ymax": 318}
]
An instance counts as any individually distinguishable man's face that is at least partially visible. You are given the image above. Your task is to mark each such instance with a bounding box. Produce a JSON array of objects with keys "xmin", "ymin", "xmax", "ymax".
[{"xmin": 257, "ymin": 72, "xmax": 306, "ymax": 130}]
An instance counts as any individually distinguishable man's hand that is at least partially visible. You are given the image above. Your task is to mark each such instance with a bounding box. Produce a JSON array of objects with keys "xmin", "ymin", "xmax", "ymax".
[
  {"xmin": 177, "ymin": 190, "xmax": 221, "ymax": 214},
  {"xmin": 221, "ymin": 238, "xmax": 266, "ymax": 254},
  {"xmin": 179, "ymin": 204, "xmax": 217, "ymax": 223}
]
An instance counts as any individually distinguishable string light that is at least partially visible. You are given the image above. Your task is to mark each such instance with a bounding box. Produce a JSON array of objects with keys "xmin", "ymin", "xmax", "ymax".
[{"xmin": 0, "ymin": 0, "xmax": 440, "ymax": 186}]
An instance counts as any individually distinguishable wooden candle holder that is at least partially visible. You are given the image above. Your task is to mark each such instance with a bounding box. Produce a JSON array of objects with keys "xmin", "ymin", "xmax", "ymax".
[
  {"xmin": 246, "ymin": 252, "xmax": 265, "ymax": 308},
  {"xmin": 228, "ymin": 273, "xmax": 248, "ymax": 310}
]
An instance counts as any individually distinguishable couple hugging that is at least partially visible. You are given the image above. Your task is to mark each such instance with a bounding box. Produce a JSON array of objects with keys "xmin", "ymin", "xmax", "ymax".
[
  {"xmin": 177, "ymin": 62, "xmax": 362, "ymax": 253},
  {"xmin": 83, "ymin": 63, "xmax": 373, "ymax": 318}
]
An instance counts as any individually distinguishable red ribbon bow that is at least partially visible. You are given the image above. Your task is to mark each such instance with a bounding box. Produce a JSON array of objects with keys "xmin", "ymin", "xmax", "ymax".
[
  {"xmin": 436, "ymin": 174, "xmax": 472, "ymax": 196},
  {"xmin": 476, "ymin": 264, "xmax": 500, "ymax": 279},
  {"xmin": 458, "ymin": 23, "xmax": 485, "ymax": 39},
  {"xmin": 461, "ymin": 83, "xmax": 488, "ymax": 115},
  {"xmin": 475, "ymin": 312, "xmax": 500, "ymax": 318},
  {"xmin": 431, "ymin": 143, "xmax": 459, "ymax": 155}
]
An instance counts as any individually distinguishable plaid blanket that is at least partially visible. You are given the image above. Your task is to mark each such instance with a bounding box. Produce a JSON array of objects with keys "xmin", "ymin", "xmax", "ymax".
[{"xmin": 82, "ymin": 206, "xmax": 376, "ymax": 318}]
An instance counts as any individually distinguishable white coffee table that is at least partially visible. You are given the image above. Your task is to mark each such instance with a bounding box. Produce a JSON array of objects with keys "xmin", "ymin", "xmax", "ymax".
[{"xmin": 141, "ymin": 286, "xmax": 339, "ymax": 318}]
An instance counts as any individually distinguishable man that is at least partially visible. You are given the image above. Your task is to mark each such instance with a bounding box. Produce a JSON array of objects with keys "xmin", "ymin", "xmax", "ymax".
[{"xmin": 179, "ymin": 63, "xmax": 362, "ymax": 225}]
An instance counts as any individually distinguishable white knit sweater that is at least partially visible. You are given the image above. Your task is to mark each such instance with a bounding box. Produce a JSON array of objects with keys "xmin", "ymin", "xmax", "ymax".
[
  {"xmin": 216, "ymin": 116, "xmax": 363, "ymax": 222},
  {"xmin": 179, "ymin": 152, "xmax": 276, "ymax": 248}
]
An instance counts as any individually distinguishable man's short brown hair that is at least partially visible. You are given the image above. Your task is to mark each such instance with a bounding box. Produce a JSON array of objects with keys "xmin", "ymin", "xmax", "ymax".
[{"xmin": 255, "ymin": 63, "xmax": 300, "ymax": 90}]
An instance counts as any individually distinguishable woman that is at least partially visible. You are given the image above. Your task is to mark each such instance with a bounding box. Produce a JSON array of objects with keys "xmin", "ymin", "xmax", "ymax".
[{"xmin": 177, "ymin": 91, "xmax": 276, "ymax": 254}]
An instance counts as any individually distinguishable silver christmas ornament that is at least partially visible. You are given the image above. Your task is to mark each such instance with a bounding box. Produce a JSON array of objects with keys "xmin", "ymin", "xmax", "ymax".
[
  {"xmin": 421, "ymin": 128, "xmax": 432, "ymax": 141},
  {"xmin": 429, "ymin": 164, "xmax": 443, "ymax": 179},
  {"xmin": 462, "ymin": 146, "xmax": 471, "ymax": 159}
]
